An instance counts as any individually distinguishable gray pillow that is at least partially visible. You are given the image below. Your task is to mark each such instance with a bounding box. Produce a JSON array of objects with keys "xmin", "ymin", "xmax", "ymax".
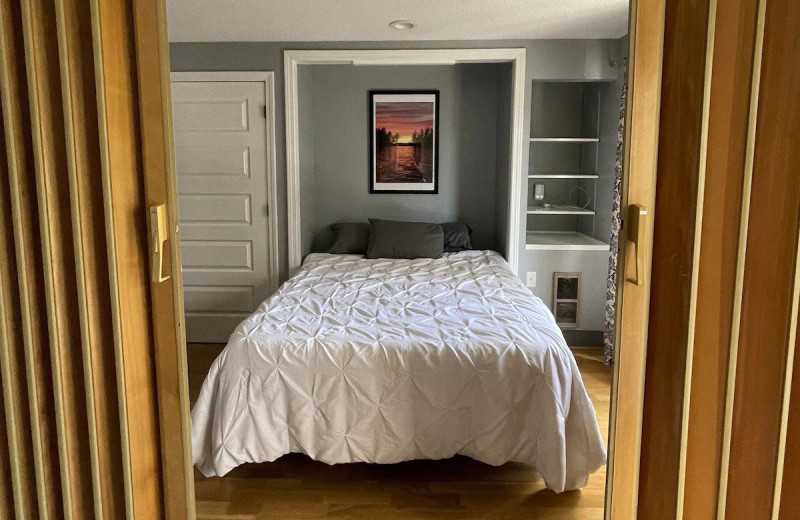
[
  {"xmin": 441, "ymin": 222, "xmax": 473, "ymax": 252},
  {"xmin": 366, "ymin": 219, "xmax": 444, "ymax": 259},
  {"xmin": 328, "ymin": 222, "xmax": 369, "ymax": 254}
]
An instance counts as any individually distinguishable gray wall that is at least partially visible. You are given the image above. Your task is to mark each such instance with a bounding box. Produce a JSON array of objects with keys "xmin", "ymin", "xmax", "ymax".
[
  {"xmin": 297, "ymin": 67, "xmax": 316, "ymax": 257},
  {"xmin": 494, "ymin": 64, "xmax": 513, "ymax": 255},
  {"xmin": 170, "ymin": 39, "xmax": 621, "ymax": 282},
  {"xmin": 303, "ymin": 64, "xmax": 507, "ymax": 254}
]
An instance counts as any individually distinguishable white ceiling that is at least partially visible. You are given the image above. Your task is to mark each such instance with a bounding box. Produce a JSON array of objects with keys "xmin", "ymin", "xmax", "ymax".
[{"xmin": 166, "ymin": 1, "xmax": 629, "ymax": 43}]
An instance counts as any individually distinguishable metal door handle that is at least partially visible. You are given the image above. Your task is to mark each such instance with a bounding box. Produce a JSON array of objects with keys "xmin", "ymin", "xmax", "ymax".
[
  {"xmin": 626, "ymin": 204, "xmax": 648, "ymax": 287},
  {"xmin": 148, "ymin": 204, "xmax": 170, "ymax": 283}
]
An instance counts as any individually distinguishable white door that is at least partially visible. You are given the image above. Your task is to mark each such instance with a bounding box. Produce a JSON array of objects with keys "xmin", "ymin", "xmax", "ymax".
[{"xmin": 171, "ymin": 78, "xmax": 273, "ymax": 343}]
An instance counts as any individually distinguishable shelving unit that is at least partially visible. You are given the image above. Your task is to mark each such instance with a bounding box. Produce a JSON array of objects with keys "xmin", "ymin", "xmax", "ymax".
[
  {"xmin": 527, "ymin": 205, "xmax": 594, "ymax": 215},
  {"xmin": 526, "ymin": 81, "xmax": 606, "ymax": 249},
  {"xmin": 520, "ymin": 65, "xmax": 623, "ymax": 342},
  {"xmin": 529, "ymin": 174, "xmax": 599, "ymax": 179},
  {"xmin": 526, "ymin": 232, "xmax": 609, "ymax": 251},
  {"xmin": 529, "ymin": 137, "xmax": 599, "ymax": 143}
]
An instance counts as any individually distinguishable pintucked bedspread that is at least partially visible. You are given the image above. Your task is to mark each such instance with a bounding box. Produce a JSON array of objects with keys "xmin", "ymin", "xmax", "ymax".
[{"xmin": 191, "ymin": 250, "xmax": 606, "ymax": 492}]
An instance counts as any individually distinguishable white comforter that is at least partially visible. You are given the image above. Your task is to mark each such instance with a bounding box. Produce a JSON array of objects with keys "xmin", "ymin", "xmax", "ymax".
[{"xmin": 191, "ymin": 250, "xmax": 606, "ymax": 492}]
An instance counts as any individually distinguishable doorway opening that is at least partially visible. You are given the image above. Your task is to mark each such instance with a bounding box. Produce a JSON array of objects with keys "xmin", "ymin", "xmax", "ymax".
[{"xmin": 162, "ymin": 3, "xmax": 643, "ymax": 518}]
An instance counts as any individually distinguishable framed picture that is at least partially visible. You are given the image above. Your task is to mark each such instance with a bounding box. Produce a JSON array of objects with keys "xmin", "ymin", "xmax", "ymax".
[
  {"xmin": 369, "ymin": 90, "xmax": 439, "ymax": 193},
  {"xmin": 553, "ymin": 272, "xmax": 580, "ymax": 329}
]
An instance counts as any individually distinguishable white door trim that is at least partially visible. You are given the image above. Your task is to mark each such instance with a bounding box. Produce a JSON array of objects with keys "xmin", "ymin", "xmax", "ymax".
[
  {"xmin": 283, "ymin": 48, "xmax": 527, "ymax": 273},
  {"xmin": 170, "ymin": 71, "xmax": 280, "ymax": 294}
]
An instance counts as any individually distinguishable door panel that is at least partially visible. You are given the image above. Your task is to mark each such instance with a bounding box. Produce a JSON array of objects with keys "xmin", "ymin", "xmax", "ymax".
[
  {"xmin": 1, "ymin": 0, "xmax": 194, "ymax": 516},
  {"xmin": 638, "ymin": 0, "xmax": 714, "ymax": 516},
  {"xmin": 606, "ymin": 0, "xmax": 666, "ymax": 517},
  {"xmin": 681, "ymin": 0, "xmax": 760, "ymax": 517},
  {"xmin": 173, "ymin": 99, "xmax": 249, "ymax": 131},
  {"xmin": 725, "ymin": 0, "xmax": 800, "ymax": 516},
  {"xmin": 0, "ymin": 14, "xmax": 39, "ymax": 515},
  {"xmin": 181, "ymin": 240, "xmax": 253, "ymax": 269},
  {"xmin": 175, "ymin": 145, "xmax": 250, "ymax": 177},
  {"xmin": 0, "ymin": 0, "xmax": 64, "ymax": 516},
  {"xmin": 23, "ymin": 0, "xmax": 98, "ymax": 513},
  {"xmin": 183, "ymin": 286, "xmax": 254, "ymax": 312},
  {"xmin": 178, "ymin": 194, "xmax": 252, "ymax": 224},
  {"xmin": 172, "ymin": 80, "xmax": 271, "ymax": 343},
  {"xmin": 631, "ymin": 0, "xmax": 800, "ymax": 516}
]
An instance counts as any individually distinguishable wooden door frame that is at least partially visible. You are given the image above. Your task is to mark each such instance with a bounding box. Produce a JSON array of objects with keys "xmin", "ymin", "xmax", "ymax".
[
  {"xmin": 4, "ymin": 0, "xmax": 796, "ymax": 516},
  {"xmin": 169, "ymin": 71, "xmax": 281, "ymax": 296},
  {"xmin": 606, "ymin": 0, "xmax": 666, "ymax": 517},
  {"xmin": 129, "ymin": 0, "xmax": 195, "ymax": 517},
  {"xmin": 151, "ymin": 4, "xmax": 668, "ymax": 520}
]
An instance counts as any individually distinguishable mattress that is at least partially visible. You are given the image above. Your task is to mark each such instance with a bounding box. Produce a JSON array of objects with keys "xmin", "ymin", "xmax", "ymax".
[{"xmin": 191, "ymin": 250, "xmax": 606, "ymax": 492}]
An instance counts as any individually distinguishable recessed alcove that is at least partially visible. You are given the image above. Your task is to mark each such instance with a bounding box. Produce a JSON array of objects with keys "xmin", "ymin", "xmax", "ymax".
[{"xmin": 295, "ymin": 62, "xmax": 515, "ymax": 259}]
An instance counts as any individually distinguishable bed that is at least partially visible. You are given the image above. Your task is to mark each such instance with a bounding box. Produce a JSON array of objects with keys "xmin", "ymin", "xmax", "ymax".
[{"xmin": 191, "ymin": 250, "xmax": 606, "ymax": 492}]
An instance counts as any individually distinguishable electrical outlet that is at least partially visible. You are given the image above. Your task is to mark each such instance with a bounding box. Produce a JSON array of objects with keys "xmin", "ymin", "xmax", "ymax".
[
  {"xmin": 534, "ymin": 183, "xmax": 545, "ymax": 201},
  {"xmin": 526, "ymin": 271, "xmax": 537, "ymax": 287}
]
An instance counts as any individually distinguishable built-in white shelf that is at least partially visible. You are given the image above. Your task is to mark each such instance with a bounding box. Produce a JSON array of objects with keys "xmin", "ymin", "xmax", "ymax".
[
  {"xmin": 527, "ymin": 205, "xmax": 595, "ymax": 215},
  {"xmin": 528, "ymin": 173, "xmax": 599, "ymax": 179},
  {"xmin": 526, "ymin": 231, "xmax": 609, "ymax": 251},
  {"xmin": 529, "ymin": 137, "xmax": 600, "ymax": 143}
]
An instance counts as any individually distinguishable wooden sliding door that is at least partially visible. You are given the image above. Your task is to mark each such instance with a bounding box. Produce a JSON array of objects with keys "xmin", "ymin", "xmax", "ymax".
[
  {"xmin": 635, "ymin": 0, "xmax": 800, "ymax": 517},
  {"xmin": 637, "ymin": 0, "xmax": 716, "ymax": 515},
  {"xmin": 0, "ymin": 0, "xmax": 191, "ymax": 517},
  {"xmin": 680, "ymin": 0, "xmax": 760, "ymax": 517},
  {"xmin": 0, "ymin": 0, "xmax": 63, "ymax": 516},
  {"xmin": 723, "ymin": 0, "xmax": 800, "ymax": 517},
  {"xmin": 605, "ymin": 0, "xmax": 666, "ymax": 517}
]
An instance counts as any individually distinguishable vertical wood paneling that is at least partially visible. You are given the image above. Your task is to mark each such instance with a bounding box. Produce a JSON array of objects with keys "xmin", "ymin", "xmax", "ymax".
[
  {"xmin": 132, "ymin": 0, "xmax": 195, "ymax": 517},
  {"xmin": 725, "ymin": 0, "xmax": 800, "ymax": 516},
  {"xmin": 770, "ymin": 5, "xmax": 800, "ymax": 517},
  {"xmin": 638, "ymin": 0, "xmax": 713, "ymax": 516},
  {"xmin": 606, "ymin": 1, "xmax": 666, "ymax": 517},
  {"xmin": 0, "ymin": 114, "xmax": 14, "ymax": 520},
  {"xmin": 90, "ymin": 0, "xmax": 165, "ymax": 516},
  {"xmin": 682, "ymin": 0, "xmax": 759, "ymax": 517},
  {"xmin": 780, "ymin": 307, "xmax": 800, "ymax": 518},
  {"xmin": 20, "ymin": 0, "xmax": 94, "ymax": 515},
  {"xmin": 0, "ymin": 98, "xmax": 38, "ymax": 519},
  {"xmin": 55, "ymin": 0, "xmax": 126, "ymax": 517},
  {"xmin": 2, "ymin": 0, "xmax": 181, "ymax": 516},
  {"xmin": 0, "ymin": 0, "xmax": 63, "ymax": 517},
  {"xmin": 0, "ymin": 349, "xmax": 13, "ymax": 520}
]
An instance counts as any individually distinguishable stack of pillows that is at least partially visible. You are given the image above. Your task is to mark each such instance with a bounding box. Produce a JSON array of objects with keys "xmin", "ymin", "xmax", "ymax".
[{"xmin": 328, "ymin": 219, "xmax": 473, "ymax": 259}]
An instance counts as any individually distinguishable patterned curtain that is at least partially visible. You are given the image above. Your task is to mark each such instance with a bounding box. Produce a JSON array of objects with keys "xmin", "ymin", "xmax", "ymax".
[{"xmin": 604, "ymin": 61, "xmax": 628, "ymax": 365}]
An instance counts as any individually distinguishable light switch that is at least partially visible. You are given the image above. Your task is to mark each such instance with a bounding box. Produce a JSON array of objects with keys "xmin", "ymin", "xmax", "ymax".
[{"xmin": 526, "ymin": 271, "xmax": 537, "ymax": 287}]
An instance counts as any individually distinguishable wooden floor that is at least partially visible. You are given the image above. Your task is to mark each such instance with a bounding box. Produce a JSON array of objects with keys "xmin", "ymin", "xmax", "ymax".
[{"xmin": 188, "ymin": 345, "xmax": 612, "ymax": 519}]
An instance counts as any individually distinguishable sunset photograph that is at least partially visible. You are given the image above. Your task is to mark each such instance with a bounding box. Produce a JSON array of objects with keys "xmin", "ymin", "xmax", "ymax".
[{"xmin": 370, "ymin": 91, "xmax": 439, "ymax": 193}]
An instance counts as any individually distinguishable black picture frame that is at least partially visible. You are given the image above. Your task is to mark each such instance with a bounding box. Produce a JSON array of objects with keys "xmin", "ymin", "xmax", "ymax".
[{"xmin": 368, "ymin": 90, "xmax": 440, "ymax": 194}]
